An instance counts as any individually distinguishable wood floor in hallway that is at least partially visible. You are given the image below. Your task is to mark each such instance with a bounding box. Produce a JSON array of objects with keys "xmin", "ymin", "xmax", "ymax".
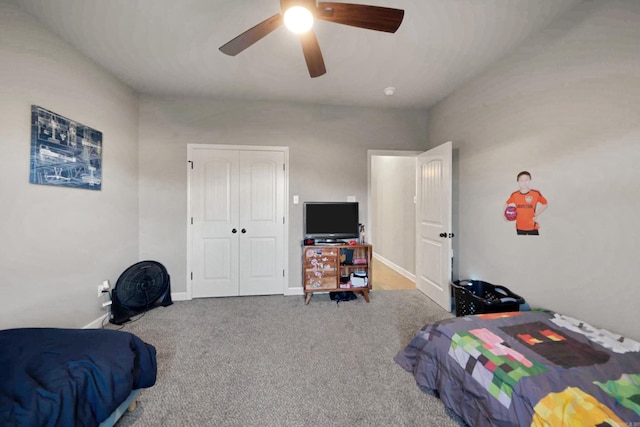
[{"xmin": 371, "ymin": 258, "xmax": 415, "ymax": 290}]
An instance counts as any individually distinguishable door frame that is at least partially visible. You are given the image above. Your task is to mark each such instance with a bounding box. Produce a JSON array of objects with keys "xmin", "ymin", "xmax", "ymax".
[
  {"xmin": 367, "ymin": 150, "xmax": 421, "ymax": 281},
  {"xmin": 186, "ymin": 144, "xmax": 289, "ymax": 300}
]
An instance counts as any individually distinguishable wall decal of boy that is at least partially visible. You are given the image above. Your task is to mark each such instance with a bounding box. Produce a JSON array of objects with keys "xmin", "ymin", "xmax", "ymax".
[{"xmin": 504, "ymin": 171, "xmax": 548, "ymax": 236}]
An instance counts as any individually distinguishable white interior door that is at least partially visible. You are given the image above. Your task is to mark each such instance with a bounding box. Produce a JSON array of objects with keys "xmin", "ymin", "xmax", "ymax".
[
  {"xmin": 191, "ymin": 149, "xmax": 240, "ymax": 297},
  {"xmin": 415, "ymin": 141, "xmax": 453, "ymax": 311},
  {"xmin": 189, "ymin": 146, "xmax": 286, "ymax": 298},
  {"xmin": 238, "ymin": 150, "xmax": 285, "ymax": 295}
]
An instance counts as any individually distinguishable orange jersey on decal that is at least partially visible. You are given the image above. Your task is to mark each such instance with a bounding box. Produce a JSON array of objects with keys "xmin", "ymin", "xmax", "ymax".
[{"xmin": 506, "ymin": 190, "xmax": 547, "ymax": 231}]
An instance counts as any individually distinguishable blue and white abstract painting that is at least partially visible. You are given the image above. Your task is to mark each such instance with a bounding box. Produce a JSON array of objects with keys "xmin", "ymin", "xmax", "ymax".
[{"xmin": 29, "ymin": 105, "xmax": 102, "ymax": 190}]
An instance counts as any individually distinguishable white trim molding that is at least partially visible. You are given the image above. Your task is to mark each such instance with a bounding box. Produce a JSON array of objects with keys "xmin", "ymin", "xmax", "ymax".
[
  {"xmin": 373, "ymin": 252, "xmax": 416, "ymax": 283},
  {"xmin": 83, "ymin": 313, "xmax": 109, "ymax": 329}
]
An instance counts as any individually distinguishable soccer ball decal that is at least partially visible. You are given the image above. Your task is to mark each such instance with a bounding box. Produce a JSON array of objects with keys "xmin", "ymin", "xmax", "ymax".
[{"xmin": 504, "ymin": 206, "xmax": 517, "ymax": 221}]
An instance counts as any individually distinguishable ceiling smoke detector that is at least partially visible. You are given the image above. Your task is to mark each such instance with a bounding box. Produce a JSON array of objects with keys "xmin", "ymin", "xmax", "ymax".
[{"xmin": 384, "ymin": 87, "xmax": 396, "ymax": 96}]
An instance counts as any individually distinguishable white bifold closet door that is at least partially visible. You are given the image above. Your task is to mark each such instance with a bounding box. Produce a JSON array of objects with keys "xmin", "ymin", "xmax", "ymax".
[{"xmin": 190, "ymin": 147, "xmax": 285, "ymax": 298}]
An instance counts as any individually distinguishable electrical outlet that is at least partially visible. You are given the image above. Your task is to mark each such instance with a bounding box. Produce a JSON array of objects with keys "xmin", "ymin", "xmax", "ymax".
[{"xmin": 97, "ymin": 280, "xmax": 110, "ymax": 297}]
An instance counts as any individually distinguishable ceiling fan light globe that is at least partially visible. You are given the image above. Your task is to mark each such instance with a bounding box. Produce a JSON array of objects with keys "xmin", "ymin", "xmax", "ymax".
[{"xmin": 284, "ymin": 6, "xmax": 314, "ymax": 34}]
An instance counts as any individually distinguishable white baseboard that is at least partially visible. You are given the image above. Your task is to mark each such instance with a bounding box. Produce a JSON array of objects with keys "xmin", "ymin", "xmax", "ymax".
[
  {"xmin": 171, "ymin": 292, "xmax": 190, "ymax": 301},
  {"xmin": 172, "ymin": 290, "xmax": 303, "ymax": 298},
  {"xmin": 285, "ymin": 287, "xmax": 304, "ymax": 296},
  {"xmin": 373, "ymin": 253, "xmax": 416, "ymax": 282},
  {"xmin": 83, "ymin": 292, "xmax": 189, "ymax": 329},
  {"xmin": 171, "ymin": 291, "xmax": 301, "ymax": 300},
  {"xmin": 83, "ymin": 313, "xmax": 109, "ymax": 329}
]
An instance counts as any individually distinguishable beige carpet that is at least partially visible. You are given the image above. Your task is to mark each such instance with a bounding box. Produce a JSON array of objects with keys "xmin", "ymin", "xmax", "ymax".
[{"xmin": 110, "ymin": 290, "xmax": 460, "ymax": 427}]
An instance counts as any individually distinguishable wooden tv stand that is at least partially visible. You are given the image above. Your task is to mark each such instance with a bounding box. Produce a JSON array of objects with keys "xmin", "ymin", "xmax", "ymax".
[{"xmin": 302, "ymin": 243, "xmax": 372, "ymax": 304}]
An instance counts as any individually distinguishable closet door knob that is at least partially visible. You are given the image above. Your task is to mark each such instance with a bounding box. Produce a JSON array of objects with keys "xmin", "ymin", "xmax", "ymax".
[
  {"xmin": 439, "ymin": 233, "xmax": 447, "ymax": 238},
  {"xmin": 232, "ymin": 228, "xmax": 237, "ymax": 233},
  {"xmin": 241, "ymin": 228, "xmax": 247, "ymax": 234}
]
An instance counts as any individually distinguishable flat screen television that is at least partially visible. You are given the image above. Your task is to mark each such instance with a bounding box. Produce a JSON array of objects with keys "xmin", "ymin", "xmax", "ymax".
[{"xmin": 303, "ymin": 202, "xmax": 359, "ymax": 242}]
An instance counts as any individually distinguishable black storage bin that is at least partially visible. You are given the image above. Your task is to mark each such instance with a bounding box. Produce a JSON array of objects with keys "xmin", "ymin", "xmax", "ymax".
[{"xmin": 451, "ymin": 279, "xmax": 525, "ymax": 317}]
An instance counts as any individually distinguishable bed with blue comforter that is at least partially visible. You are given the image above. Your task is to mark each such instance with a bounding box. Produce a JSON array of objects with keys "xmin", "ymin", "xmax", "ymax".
[
  {"xmin": 395, "ymin": 310, "xmax": 640, "ymax": 426},
  {"xmin": 0, "ymin": 328, "xmax": 157, "ymax": 427}
]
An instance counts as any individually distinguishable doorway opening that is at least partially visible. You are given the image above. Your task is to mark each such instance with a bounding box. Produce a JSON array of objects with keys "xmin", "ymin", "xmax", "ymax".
[{"xmin": 367, "ymin": 150, "xmax": 420, "ymax": 290}]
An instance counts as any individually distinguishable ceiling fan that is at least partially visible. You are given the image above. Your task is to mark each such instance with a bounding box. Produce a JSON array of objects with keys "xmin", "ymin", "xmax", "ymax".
[{"xmin": 219, "ymin": 0, "xmax": 404, "ymax": 78}]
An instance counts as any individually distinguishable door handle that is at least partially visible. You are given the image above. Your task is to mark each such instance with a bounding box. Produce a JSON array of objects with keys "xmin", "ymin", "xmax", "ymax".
[
  {"xmin": 232, "ymin": 228, "xmax": 237, "ymax": 233},
  {"xmin": 241, "ymin": 228, "xmax": 247, "ymax": 234},
  {"xmin": 448, "ymin": 233, "xmax": 455, "ymax": 238},
  {"xmin": 439, "ymin": 233, "xmax": 447, "ymax": 238}
]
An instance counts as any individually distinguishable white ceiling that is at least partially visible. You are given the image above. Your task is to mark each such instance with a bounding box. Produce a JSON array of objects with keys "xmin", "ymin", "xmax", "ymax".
[{"xmin": 13, "ymin": 0, "xmax": 582, "ymax": 109}]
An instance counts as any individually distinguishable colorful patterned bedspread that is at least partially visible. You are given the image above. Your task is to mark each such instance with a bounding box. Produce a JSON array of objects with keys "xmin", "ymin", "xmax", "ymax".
[{"xmin": 394, "ymin": 310, "xmax": 640, "ymax": 427}]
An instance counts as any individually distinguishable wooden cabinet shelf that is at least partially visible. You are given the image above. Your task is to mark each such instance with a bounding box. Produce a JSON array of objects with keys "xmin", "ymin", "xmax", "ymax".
[{"xmin": 302, "ymin": 244, "xmax": 372, "ymax": 304}]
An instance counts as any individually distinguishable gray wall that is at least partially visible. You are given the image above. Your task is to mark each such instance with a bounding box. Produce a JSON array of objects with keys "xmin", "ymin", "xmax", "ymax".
[
  {"xmin": 138, "ymin": 97, "xmax": 428, "ymax": 294},
  {"xmin": 427, "ymin": 0, "xmax": 640, "ymax": 339},
  {"xmin": 6, "ymin": 0, "xmax": 636, "ymax": 341},
  {"xmin": 0, "ymin": 0, "xmax": 427, "ymax": 327},
  {"xmin": 371, "ymin": 155, "xmax": 416, "ymax": 276},
  {"xmin": 0, "ymin": 2, "xmax": 140, "ymax": 328}
]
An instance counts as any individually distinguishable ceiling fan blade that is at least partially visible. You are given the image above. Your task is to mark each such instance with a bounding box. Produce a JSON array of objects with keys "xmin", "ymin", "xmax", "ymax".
[
  {"xmin": 299, "ymin": 29, "xmax": 326, "ymax": 78},
  {"xmin": 316, "ymin": 2, "xmax": 404, "ymax": 33},
  {"xmin": 219, "ymin": 13, "xmax": 283, "ymax": 56}
]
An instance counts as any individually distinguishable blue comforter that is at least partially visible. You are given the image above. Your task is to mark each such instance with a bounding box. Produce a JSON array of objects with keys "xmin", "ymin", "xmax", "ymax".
[{"xmin": 0, "ymin": 328, "xmax": 157, "ymax": 427}]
